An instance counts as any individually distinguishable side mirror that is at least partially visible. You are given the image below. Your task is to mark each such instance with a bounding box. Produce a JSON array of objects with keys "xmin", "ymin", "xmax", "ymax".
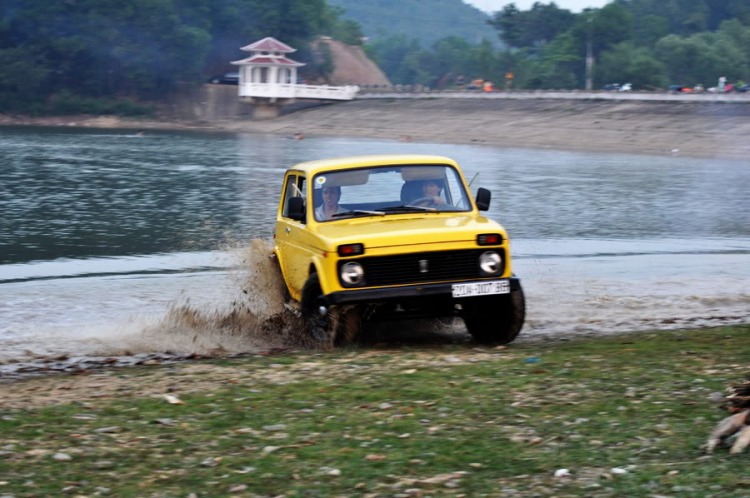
[
  {"xmin": 476, "ymin": 187, "xmax": 491, "ymax": 211},
  {"xmin": 287, "ymin": 196, "xmax": 306, "ymax": 222}
]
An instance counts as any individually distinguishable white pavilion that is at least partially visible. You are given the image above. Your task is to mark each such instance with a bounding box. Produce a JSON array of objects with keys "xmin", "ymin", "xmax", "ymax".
[{"xmin": 231, "ymin": 37, "xmax": 358, "ymax": 118}]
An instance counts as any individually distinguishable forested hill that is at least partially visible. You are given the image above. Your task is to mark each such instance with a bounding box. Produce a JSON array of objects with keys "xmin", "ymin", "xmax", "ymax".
[
  {"xmin": 0, "ymin": 0, "xmax": 363, "ymax": 114},
  {"xmin": 328, "ymin": 0, "xmax": 500, "ymax": 47},
  {"xmin": 2, "ymin": 0, "xmax": 748, "ymax": 117}
]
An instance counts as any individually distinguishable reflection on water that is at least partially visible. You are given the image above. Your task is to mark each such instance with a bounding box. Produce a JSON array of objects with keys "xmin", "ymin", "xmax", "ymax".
[
  {"xmin": 3, "ymin": 126, "xmax": 749, "ymax": 265},
  {"xmin": 0, "ymin": 126, "xmax": 748, "ymax": 362},
  {"xmin": 1, "ymin": 129, "xmax": 287, "ymax": 263}
]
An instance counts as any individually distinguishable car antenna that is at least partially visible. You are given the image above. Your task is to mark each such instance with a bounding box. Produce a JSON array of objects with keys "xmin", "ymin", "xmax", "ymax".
[{"xmin": 467, "ymin": 172, "xmax": 480, "ymax": 188}]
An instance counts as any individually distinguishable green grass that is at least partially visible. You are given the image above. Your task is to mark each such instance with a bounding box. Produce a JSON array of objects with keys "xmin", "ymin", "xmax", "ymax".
[{"xmin": 1, "ymin": 325, "xmax": 748, "ymax": 497}]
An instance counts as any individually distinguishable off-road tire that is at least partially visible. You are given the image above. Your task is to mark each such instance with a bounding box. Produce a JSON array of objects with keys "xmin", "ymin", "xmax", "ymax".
[
  {"xmin": 300, "ymin": 274, "xmax": 362, "ymax": 347},
  {"xmin": 301, "ymin": 273, "xmax": 334, "ymax": 346},
  {"xmin": 462, "ymin": 286, "xmax": 525, "ymax": 345},
  {"xmin": 334, "ymin": 305, "xmax": 362, "ymax": 346}
]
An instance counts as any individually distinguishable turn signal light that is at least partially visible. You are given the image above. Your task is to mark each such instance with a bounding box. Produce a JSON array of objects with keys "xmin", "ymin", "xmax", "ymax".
[
  {"xmin": 477, "ymin": 233, "xmax": 503, "ymax": 245},
  {"xmin": 337, "ymin": 243, "xmax": 364, "ymax": 256}
]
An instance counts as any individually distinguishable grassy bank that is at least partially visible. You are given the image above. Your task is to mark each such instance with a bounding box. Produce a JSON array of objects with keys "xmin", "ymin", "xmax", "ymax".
[{"xmin": 1, "ymin": 325, "xmax": 748, "ymax": 497}]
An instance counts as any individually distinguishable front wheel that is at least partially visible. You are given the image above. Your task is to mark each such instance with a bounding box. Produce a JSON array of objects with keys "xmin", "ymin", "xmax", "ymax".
[
  {"xmin": 462, "ymin": 286, "xmax": 525, "ymax": 345},
  {"xmin": 300, "ymin": 274, "xmax": 361, "ymax": 347}
]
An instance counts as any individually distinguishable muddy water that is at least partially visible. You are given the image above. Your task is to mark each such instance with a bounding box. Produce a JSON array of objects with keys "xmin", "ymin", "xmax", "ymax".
[{"xmin": 1, "ymin": 127, "xmax": 749, "ymax": 364}]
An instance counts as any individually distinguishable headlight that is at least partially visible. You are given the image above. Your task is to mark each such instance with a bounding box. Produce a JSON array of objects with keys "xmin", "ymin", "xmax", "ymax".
[
  {"xmin": 340, "ymin": 261, "xmax": 364, "ymax": 285},
  {"xmin": 479, "ymin": 251, "xmax": 502, "ymax": 275}
]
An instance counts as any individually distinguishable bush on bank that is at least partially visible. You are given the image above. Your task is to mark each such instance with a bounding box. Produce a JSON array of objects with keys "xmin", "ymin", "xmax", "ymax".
[{"xmin": 47, "ymin": 92, "xmax": 155, "ymax": 117}]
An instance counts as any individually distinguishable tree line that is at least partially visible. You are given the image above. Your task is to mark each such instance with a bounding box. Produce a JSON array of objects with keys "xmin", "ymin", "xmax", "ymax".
[
  {"xmin": 0, "ymin": 0, "xmax": 359, "ymax": 114},
  {"xmin": 2, "ymin": 0, "xmax": 749, "ymax": 116},
  {"xmin": 367, "ymin": 0, "xmax": 750, "ymax": 90}
]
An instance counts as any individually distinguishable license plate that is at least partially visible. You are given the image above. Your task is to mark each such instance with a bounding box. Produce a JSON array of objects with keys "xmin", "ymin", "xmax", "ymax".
[{"xmin": 452, "ymin": 280, "xmax": 510, "ymax": 298}]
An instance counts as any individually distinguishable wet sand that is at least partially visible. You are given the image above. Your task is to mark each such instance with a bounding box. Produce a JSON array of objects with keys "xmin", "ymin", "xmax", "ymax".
[{"xmin": 2, "ymin": 98, "xmax": 750, "ymax": 160}]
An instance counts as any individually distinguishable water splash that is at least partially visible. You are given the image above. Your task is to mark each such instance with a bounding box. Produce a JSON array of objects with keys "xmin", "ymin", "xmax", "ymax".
[
  {"xmin": 89, "ymin": 239, "xmax": 306, "ymax": 357},
  {"xmin": 1, "ymin": 238, "xmax": 748, "ymax": 367}
]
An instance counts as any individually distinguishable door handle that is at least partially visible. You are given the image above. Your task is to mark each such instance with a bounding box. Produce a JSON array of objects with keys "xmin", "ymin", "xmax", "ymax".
[{"xmin": 285, "ymin": 227, "xmax": 291, "ymax": 234}]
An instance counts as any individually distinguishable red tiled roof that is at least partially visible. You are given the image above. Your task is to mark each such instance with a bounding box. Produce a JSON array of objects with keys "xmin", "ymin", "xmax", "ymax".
[
  {"xmin": 231, "ymin": 55, "xmax": 305, "ymax": 67},
  {"xmin": 240, "ymin": 37, "xmax": 296, "ymax": 53}
]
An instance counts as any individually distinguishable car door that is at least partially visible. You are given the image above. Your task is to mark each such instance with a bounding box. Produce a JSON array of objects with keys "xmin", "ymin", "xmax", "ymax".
[{"xmin": 275, "ymin": 173, "xmax": 309, "ymax": 298}]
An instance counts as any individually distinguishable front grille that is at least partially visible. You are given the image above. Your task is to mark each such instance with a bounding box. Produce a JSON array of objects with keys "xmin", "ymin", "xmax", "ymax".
[{"xmin": 346, "ymin": 249, "xmax": 505, "ymax": 287}]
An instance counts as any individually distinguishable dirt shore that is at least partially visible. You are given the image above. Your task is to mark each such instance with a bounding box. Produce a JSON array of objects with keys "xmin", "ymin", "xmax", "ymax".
[{"xmin": 2, "ymin": 98, "xmax": 750, "ymax": 160}]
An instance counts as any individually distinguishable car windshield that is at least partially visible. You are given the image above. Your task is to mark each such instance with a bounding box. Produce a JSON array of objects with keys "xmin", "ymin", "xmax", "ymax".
[{"xmin": 312, "ymin": 164, "xmax": 472, "ymax": 222}]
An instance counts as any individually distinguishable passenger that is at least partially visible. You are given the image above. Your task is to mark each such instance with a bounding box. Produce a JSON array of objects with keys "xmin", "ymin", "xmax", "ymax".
[
  {"xmin": 315, "ymin": 186, "xmax": 347, "ymax": 220},
  {"xmin": 413, "ymin": 179, "xmax": 446, "ymax": 207}
]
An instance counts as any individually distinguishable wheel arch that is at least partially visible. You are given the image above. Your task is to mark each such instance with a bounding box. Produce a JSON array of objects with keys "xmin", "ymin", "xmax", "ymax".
[{"xmin": 308, "ymin": 259, "xmax": 333, "ymax": 295}]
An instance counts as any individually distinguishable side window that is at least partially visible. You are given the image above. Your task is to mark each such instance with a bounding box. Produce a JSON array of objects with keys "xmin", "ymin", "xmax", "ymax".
[
  {"xmin": 281, "ymin": 174, "xmax": 307, "ymax": 219},
  {"xmin": 281, "ymin": 175, "xmax": 296, "ymax": 218}
]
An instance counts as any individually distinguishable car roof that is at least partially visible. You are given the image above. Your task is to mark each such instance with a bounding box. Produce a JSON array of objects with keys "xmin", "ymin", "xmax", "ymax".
[{"xmin": 287, "ymin": 154, "xmax": 459, "ymax": 175}]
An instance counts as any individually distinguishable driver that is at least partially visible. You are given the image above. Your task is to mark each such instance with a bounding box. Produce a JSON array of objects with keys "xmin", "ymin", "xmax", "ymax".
[
  {"xmin": 315, "ymin": 185, "xmax": 347, "ymax": 220},
  {"xmin": 413, "ymin": 179, "xmax": 446, "ymax": 207}
]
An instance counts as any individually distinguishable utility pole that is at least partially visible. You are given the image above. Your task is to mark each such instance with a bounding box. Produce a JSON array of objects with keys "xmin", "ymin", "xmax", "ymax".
[{"xmin": 585, "ymin": 13, "xmax": 594, "ymax": 91}]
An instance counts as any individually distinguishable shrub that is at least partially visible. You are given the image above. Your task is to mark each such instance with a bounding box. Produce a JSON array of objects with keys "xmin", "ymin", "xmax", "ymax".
[{"xmin": 48, "ymin": 91, "xmax": 154, "ymax": 116}]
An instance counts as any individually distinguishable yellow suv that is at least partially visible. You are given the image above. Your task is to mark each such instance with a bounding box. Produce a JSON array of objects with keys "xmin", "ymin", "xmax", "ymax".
[{"xmin": 274, "ymin": 154, "xmax": 525, "ymax": 345}]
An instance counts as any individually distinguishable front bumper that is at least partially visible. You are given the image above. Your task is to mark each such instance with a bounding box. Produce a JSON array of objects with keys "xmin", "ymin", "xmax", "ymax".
[{"xmin": 324, "ymin": 277, "xmax": 522, "ymax": 306}]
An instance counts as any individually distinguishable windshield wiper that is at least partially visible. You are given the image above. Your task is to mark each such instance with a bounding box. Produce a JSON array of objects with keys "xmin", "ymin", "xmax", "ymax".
[
  {"xmin": 332, "ymin": 210, "xmax": 386, "ymax": 218},
  {"xmin": 380, "ymin": 205, "xmax": 438, "ymax": 213}
]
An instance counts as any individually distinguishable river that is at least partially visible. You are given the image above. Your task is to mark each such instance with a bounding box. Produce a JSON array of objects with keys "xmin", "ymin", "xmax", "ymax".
[{"xmin": 1, "ymin": 126, "xmax": 748, "ymax": 362}]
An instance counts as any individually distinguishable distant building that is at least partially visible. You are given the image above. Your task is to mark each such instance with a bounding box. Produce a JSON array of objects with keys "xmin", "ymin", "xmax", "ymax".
[
  {"xmin": 231, "ymin": 37, "xmax": 359, "ymax": 105},
  {"xmin": 232, "ymin": 37, "xmax": 305, "ymax": 91}
]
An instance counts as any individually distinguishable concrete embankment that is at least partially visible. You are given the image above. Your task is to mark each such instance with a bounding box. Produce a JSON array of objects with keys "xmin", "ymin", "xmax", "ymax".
[
  {"xmin": 2, "ymin": 88, "xmax": 749, "ymax": 159},
  {"xmin": 238, "ymin": 96, "xmax": 750, "ymax": 160}
]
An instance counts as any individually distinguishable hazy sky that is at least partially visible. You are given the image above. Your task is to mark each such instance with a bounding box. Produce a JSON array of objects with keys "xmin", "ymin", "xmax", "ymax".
[{"xmin": 465, "ymin": 0, "xmax": 612, "ymax": 13}]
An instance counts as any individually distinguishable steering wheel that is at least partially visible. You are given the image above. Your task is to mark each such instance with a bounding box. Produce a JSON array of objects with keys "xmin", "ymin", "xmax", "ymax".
[{"xmin": 409, "ymin": 196, "xmax": 438, "ymax": 207}]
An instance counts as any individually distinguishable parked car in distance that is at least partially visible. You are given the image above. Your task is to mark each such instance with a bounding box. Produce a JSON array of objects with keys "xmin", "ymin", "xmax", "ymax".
[
  {"xmin": 273, "ymin": 154, "xmax": 526, "ymax": 347},
  {"xmin": 208, "ymin": 72, "xmax": 239, "ymax": 85},
  {"xmin": 603, "ymin": 83, "xmax": 632, "ymax": 92}
]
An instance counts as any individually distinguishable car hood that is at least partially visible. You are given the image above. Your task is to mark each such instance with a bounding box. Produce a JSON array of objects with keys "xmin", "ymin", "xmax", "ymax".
[{"xmin": 314, "ymin": 214, "xmax": 506, "ymax": 250}]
